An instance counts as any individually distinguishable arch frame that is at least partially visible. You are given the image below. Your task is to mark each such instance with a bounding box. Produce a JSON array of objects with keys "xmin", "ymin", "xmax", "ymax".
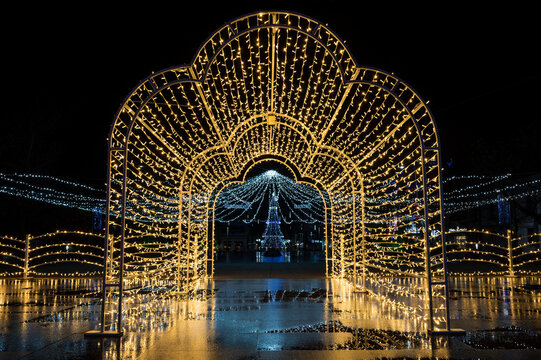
[{"xmin": 90, "ymin": 11, "xmax": 452, "ymax": 337}]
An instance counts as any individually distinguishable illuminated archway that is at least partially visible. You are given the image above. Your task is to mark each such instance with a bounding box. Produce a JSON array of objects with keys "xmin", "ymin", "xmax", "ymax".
[
  {"xmin": 97, "ymin": 11, "xmax": 450, "ymax": 335},
  {"xmin": 207, "ymin": 156, "xmax": 332, "ymax": 277}
]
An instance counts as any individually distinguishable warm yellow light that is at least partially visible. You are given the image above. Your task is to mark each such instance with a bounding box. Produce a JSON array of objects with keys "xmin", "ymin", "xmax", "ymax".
[{"xmin": 100, "ymin": 11, "xmax": 450, "ymax": 333}]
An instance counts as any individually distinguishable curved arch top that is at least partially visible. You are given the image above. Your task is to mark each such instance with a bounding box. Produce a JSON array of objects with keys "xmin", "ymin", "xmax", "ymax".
[
  {"xmin": 191, "ymin": 11, "xmax": 358, "ymax": 83},
  {"xmin": 108, "ymin": 11, "xmax": 440, "ymax": 164}
]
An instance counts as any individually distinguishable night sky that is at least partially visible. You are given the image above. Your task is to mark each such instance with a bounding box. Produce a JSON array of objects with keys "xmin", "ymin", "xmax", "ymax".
[{"xmin": 2, "ymin": 2, "xmax": 540, "ymax": 190}]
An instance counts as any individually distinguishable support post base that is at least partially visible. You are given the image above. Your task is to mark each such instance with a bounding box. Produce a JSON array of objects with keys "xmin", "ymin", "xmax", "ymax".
[
  {"xmin": 428, "ymin": 328, "xmax": 466, "ymax": 335},
  {"xmin": 353, "ymin": 289, "xmax": 369, "ymax": 294},
  {"xmin": 84, "ymin": 330, "xmax": 123, "ymax": 338}
]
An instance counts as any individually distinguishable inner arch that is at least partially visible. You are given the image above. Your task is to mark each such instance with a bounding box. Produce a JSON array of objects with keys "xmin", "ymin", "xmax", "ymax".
[{"xmin": 208, "ymin": 158, "xmax": 331, "ymax": 278}]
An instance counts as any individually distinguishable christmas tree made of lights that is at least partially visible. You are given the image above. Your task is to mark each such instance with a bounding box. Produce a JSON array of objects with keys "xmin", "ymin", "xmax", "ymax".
[{"xmin": 261, "ymin": 192, "xmax": 286, "ymax": 250}]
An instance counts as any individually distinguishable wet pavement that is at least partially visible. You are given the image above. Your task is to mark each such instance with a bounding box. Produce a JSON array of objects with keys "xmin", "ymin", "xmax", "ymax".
[{"xmin": 1, "ymin": 258, "xmax": 541, "ymax": 359}]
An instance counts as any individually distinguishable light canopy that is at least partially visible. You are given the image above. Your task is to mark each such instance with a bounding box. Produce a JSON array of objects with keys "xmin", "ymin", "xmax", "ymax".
[{"xmin": 101, "ymin": 11, "xmax": 449, "ymax": 334}]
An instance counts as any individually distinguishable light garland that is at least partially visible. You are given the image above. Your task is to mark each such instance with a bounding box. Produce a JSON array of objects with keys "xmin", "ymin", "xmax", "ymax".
[
  {"xmin": 4, "ymin": 168, "xmax": 537, "ymax": 283},
  {"xmin": 2, "ymin": 169, "xmax": 539, "ymax": 221},
  {"xmin": 445, "ymin": 229, "xmax": 541, "ymax": 276},
  {"xmin": 0, "ymin": 231, "xmax": 104, "ymax": 277},
  {"xmin": 0, "ymin": 172, "xmax": 105, "ymax": 213},
  {"xmin": 97, "ymin": 11, "xmax": 450, "ymax": 334},
  {"xmin": 443, "ymin": 173, "xmax": 541, "ymax": 214}
]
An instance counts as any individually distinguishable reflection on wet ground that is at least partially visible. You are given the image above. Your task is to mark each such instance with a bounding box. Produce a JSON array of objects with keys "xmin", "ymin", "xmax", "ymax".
[
  {"xmin": 463, "ymin": 325, "xmax": 541, "ymax": 350},
  {"xmin": 1, "ymin": 270, "xmax": 541, "ymax": 359},
  {"xmin": 265, "ymin": 320, "xmax": 433, "ymax": 350},
  {"xmin": 213, "ymin": 251, "xmax": 326, "ymax": 278}
]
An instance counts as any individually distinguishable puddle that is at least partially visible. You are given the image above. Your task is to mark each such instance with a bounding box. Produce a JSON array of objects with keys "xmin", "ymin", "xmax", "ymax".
[
  {"xmin": 2, "ymin": 277, "xmax": 541, "ymax": 357},
  {"xmin": 520, "ymin": 284, "xmax": 541, "ymax": 292},
  {"xmin": 463, "ymin": 325, "xmax": 541, "ymax": 349},
  {"xmin": 215, "ymin": 305, "xmax": 261, "ymax": 311},
  {"xmin": 264, "ymin": 320, "xmax": 431, "ymax": 350},
  {"xmin": 259, "ymin": 288, "xmax": 327, "ymax": 302},
  {"xmin": 25, "ymin": 301, "xmax": 100, "ymax": 323}
]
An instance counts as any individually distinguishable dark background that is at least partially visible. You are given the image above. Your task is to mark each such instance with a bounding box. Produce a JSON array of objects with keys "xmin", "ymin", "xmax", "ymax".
[{"xmin": 1, "ymin": 2, "xmax": 539, "ymax": 235}]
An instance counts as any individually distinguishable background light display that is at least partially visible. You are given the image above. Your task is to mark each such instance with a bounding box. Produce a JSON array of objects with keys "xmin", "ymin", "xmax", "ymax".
[{"xmin": 2, "ymin": 171, "xmax": 539, "ymax": 221}]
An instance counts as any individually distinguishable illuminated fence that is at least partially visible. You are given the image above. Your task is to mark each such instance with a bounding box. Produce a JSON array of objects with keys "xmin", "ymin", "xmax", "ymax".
[
  {"xmin": 2, "ymin": 228, "xmax": 538, "ymax": 279},
  {"xmin": 0, "ymin": 231, "xmax": 103, "ymax": 277},
  {"xmin": 445, "ymin": 229, "xmax": 541, "ymax": 276}
]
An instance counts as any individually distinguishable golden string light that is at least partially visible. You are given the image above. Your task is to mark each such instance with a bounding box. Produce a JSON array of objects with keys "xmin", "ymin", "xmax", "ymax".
[
  {"xmin": 91, "ymin": 11, "xmax": 453, "ymax": 335},
  {"xmin": 0, "ymin": 231, "xmax": 104, "ymax": 277},
  {"xmin": 2, "ymin": 229, "xmax": 537, "ymax": 279},
  {"xmin": 445, "ymin": 229, "xmax": 541, "ymax": 276}
]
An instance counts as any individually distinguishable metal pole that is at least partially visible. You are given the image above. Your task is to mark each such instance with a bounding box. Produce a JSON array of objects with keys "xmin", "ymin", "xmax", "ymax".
[
  {"xmin": 324, "ymin": 204, "xmax": 329, "ymax": 278},
  {"xmin": 23, "ymin": 234, "xmax": 30, "ymax": 279},
  {"xmin": 193, "ymin": 234, "xmax": 198, "ymax": 287},
  {"xmin": 420, "ymin": 151, "xmax": 435, "ymax": 332},
  {"xmin": 352, "ymin": 191, "xmax": 357, "ymax": 287},
  {"xmin": 330, "ymin": 202, "xmax": 335, "ymax": 278},
  {"xmin": 340, "ymin": 234, "xmax": 345, "ymax": 279},
  {"xmin": 116, "ymin": 147, "xmax": 128, "ymax": 333},
  {"xmin": 436, "ymin": 152, "xmax": 451, "ymax": 331},
  {"xmin": 507, "ymin": 229, "xmax": 515, "ymax": 277},
  {"xmin": 360, "ymin": 181, "xmax": 367, "ymax": 292},
  {"xmin": 101, "ymin": 149, "xmax": 113, "ymax": 333},
  {"xmin": 86, "ymin": 142, "xmax": 125, "ymax": 337},
  {"xmin": 210, "ymin": 197, "xmax": 215, "ymax": 279},
  {"xmin": 177, "ymin": 190, "xmax": 184, "ymax": 294},
  {"xmin": 186, "ymin": 200, "xmax": 191, "ymax": 293}
]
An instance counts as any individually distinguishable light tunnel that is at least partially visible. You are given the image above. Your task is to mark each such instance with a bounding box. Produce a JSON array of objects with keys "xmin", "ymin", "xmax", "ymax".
[{"xmin": 102, "ymin": 11, "xmax": 450, "ymax": 332}]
